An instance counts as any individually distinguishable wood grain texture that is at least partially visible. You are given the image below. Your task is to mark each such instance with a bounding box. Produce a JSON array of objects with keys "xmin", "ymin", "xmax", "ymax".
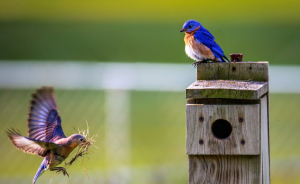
[
  {"xmin": 260, "ymin": 95, "xmax": 270, "ymax": 184},
  {"xmin": 189, "ymin": 155, "xmax": 260, "ymax": 184},
  {"xmin": 197, "ymin": 62, "xmax": 269, "ymax": 81},
  {"xmin": 186, "ymin": 80, "xmax": 268, "ymax": 100},
  {"xmin": 186, "ymin": 104, "xmax": 260, "ymax": 155}
]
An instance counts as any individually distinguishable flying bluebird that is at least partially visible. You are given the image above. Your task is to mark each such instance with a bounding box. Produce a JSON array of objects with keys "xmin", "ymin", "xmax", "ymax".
[
  {"xmin": 6, "ymin": 87, "xmax": 87, "ymax": 184},
  {"xmin": 180, "ymin": 20, "xmax": 229, "ymax": 66}
]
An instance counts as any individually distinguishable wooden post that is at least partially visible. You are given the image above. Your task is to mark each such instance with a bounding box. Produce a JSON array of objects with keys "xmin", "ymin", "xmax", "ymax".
[{"xmin": 186, "ymin": 62, "xmax": 270, "ymax": 184}]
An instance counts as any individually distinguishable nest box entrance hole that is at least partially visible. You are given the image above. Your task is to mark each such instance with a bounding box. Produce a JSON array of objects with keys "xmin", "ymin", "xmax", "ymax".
[{"xmin": 211, "ymin": 119, "xmax": 232, "ymax": 139}]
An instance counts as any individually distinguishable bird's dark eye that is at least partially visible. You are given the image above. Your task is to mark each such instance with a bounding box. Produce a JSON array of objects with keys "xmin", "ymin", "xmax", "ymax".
[
  {"xmin": 189, "ymin": 25, "xmax": 193, "ymax": 28},
  {"xmin": 80, "ymin": 138, "xmax": 83, "ymax": 142}
]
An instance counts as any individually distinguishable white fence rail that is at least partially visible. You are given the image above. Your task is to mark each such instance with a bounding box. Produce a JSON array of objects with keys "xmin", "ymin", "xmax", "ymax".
[{"xmin": 0, "ymin": 61, "xmax": 299, "ymax": 93}]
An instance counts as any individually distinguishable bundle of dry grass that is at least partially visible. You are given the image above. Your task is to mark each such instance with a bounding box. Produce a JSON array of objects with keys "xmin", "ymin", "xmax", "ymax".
[
  {"xmin": 65, "ymin": 121, "xmax": 98, "ymax": 178},
  {"xmin": 50, "ymin": 121, "xmax": 98, "ymax": 183}
]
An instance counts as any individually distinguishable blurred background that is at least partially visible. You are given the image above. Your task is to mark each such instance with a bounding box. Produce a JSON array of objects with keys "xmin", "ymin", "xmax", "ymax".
[{"xmin": 0, "ymin": 0, "xmax": 300, "ymax": 183}]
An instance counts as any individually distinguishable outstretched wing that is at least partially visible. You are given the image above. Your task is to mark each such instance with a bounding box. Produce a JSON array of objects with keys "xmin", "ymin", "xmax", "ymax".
[
  {"xmin": 6, "ymin": 129, "xmax": 61, "ymax": 157},
  {"xmin": 28, "ymin": 87, "xmax": 66, "ymax": 142}
]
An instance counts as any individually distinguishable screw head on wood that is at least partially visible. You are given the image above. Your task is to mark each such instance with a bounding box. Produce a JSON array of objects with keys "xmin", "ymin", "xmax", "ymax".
[
  {"xmin": 199, "ymin": 116, "xmax": 204, "ymax": 122},
  {"xmin": 238, "ymin": 117, "xmax": 243, "ymax": 123},
  {"xmin": 241, "ymin": 139, "xmax": 245, "ymax": 145},
  {"xmin": 199, "ymin": 139, "xmax": 204, "ymax": 145},
  {"xmin": 232, "ymin": 66, "xmax": 236, "ymax": 72}
]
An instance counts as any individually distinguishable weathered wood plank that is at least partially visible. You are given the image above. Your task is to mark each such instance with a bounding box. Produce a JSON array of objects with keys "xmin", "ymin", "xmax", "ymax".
[
  {"xmin": 186, "ymin": 62, "xmax": 270, "ymax": 184},
  {"xmin": 189, "ymin": 155, "xmax": 260, "ymax": 184},
  {"xmin": 266, "ymin": 65, "xmax": 271, "ymax": 183},
  {"xmin": 189, "ymin": 98, "xmax": 260, "ymax": 105},
  {"xmin": 197, "ymin": 62, "xmax": 269, "ymax": 81},
  {"xmin": 186, "ymin": 80, "xmax": 268, "ymax": 100},
  {"xmin": 260, "ymin": 95, "xmax": 270, "ymax": 184},
  {"xmin": 186, "ymin": 104, "xmax": 260, "ymax": 155}
]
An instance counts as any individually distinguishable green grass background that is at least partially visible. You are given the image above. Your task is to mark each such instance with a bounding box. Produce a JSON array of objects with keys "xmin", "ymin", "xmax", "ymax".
[
  {"xmin": 1, "ymin": 90, "xmax": 300, "ymax": 184},
  {"xmin": 1, "ymin": 22, "xmax": 300, "ymax": 64},
  {"xmin": 0, "ymin": 0, "xmax": 300, "ymax": 183}
]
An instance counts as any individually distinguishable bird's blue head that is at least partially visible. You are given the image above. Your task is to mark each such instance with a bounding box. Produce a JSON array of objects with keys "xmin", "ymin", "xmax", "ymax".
[{"xmin": 180, "ymin": 20, "xmax": 202, "ymax": 33}]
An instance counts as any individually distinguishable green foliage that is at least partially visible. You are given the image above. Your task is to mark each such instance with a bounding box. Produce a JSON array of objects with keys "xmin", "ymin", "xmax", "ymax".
[
  {"xmin": 0, "ymin": 0, "xmax": 299, "ymax": 64},
  {"xmin": 0, "ymin": 22, "xmax": 300, "ymax": 65}
]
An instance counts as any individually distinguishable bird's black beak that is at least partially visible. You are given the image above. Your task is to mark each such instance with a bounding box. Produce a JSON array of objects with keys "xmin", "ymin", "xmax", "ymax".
[{"xmin": 180, "ymin": 28, "xmax": 186, "ymax": 32}]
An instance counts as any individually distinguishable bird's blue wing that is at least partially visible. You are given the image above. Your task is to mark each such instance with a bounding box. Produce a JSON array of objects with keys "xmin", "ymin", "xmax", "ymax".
[
  {"xmin": 194, "ymin": 29, "xmax": 228, "ymax": 62},
  {"xmin": 27, "ymin": 87, "xmax": 66, "ymax": 143},
  {"xmin": 194, "ymin": 29, "xmax": 216, "ymax": 48}
]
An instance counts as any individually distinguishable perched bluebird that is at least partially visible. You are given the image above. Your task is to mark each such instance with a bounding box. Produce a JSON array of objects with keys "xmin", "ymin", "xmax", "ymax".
[
  {"xmin": 6, "ymin": 87, "xmax": 87, "ymax": 184},
  {"xmin": 180, "ymin": 20, "xmax": 229, "ymax": 66}
]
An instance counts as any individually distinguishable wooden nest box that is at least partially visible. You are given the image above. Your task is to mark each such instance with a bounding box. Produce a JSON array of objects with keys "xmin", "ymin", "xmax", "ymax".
[{"xmin": 186, "ymin": 62, "xmax": 270, "ymax": 184}]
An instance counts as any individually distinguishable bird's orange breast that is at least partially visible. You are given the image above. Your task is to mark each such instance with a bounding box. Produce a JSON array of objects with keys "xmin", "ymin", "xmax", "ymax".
[
  {"xmin": 184, "ymin": 26, "xmax": 200, "ymax": 46},
  {"xmin": 61, "ymin": 141, "xmax": 79, "ymax": 158},
  {"xmin": 183, "ymin": 27, "xmax": 215, "ymax": 60},
  {"xmin": 184, "ymin": 32, "xmax": 194, "ymax": 46}
]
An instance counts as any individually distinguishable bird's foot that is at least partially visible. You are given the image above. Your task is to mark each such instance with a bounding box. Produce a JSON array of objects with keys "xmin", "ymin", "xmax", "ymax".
[
  {"xmin": 192, "ymin": 59, "xmax": 209, "ymax": 67},
  {"xmin": 201, "ymin": 59, "xmax": 209, "ymax": 63},
  {"xmin": 58, "ymin": 168, "xmax": 69, "ymax": 177},
  {"xmin": 51, "ymin": 167, "xmax": 69, "ymax": 177},
  {"xmin": 192, "ymin": 61, "xmax": 201, "ymax": 68}
]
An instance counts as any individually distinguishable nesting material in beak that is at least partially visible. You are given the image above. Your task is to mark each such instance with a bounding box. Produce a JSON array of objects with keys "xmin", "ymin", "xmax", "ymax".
[{"xmin": 65, "ymin": 121, "xmax": 98, "ymax": 179}]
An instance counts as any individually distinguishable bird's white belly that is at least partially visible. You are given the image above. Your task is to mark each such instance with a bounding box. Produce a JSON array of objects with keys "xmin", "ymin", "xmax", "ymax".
[{"xmin": 185, "ymin": 45, "xmax": 203, "ymax": 61}]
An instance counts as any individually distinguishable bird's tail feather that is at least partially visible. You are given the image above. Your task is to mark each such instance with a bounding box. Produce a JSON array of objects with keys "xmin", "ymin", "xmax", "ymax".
[
  {"xmin": 32, "ymin": 157, "xmax": 48, "ymax": 184},
  {"xmin": 212, "ymin": 50, "xmax": 229, "ymax": 62},
  {"xmin": 222, "ymin": 55, "xmax": 230, "ymax": 62}
]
